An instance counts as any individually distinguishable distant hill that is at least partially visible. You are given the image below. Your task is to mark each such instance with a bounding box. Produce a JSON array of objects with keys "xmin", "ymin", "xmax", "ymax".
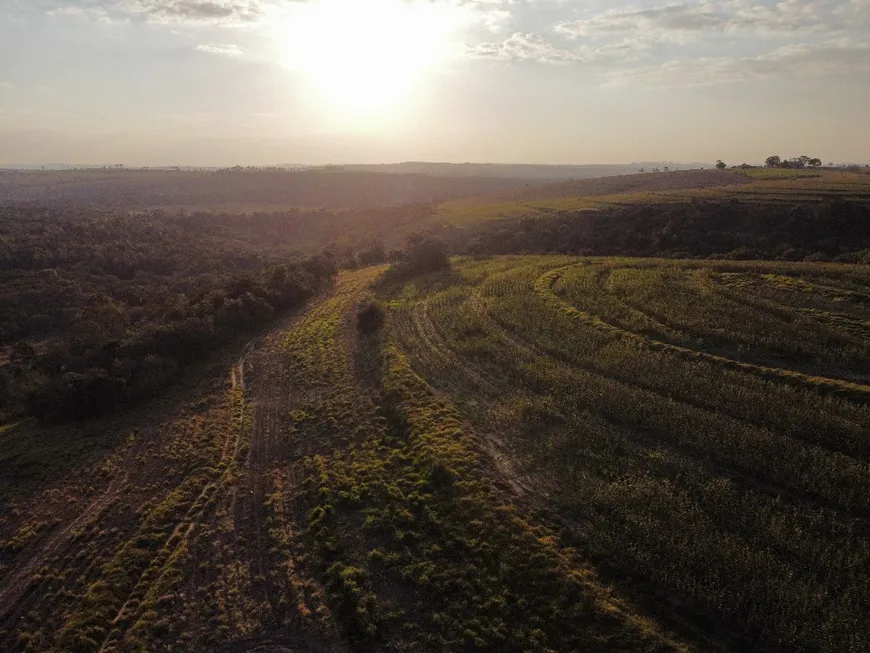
[
  {"xmin": 289, "ymin": 162, "xmax": 709, "ymax": 180},
  {"xmin": 463, "ymin": 169, "xmax": 750, "ymax": 204},
  {"xmin": 0, "ymin": 168, "xmax": 538, "ymax": 211}
]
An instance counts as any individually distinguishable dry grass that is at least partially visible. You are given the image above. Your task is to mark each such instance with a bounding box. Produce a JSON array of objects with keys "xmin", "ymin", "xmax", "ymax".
[{"xmin": 437, "ymin": 169, "xmax": 870, "ymax": 225}]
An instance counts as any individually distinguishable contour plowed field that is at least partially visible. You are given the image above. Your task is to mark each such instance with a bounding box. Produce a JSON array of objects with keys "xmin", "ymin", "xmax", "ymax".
[
  {"xmin": 3, "ymin": 257, "xmax": 868, "ymax": 652},
  {"xmin": 388, "ymin": 256, "xmax": 870, "ymax": 653},
  {"xmin": 0, "ymin": 266, "xmax": 698, "ymax": 652}
]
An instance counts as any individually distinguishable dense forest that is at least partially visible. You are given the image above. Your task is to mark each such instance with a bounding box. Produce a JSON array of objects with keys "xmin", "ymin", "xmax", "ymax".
[
  {"xmin": 462, "ymin": 198, "xmax": 870, "ymax": 262},
  {"xmin": 0, "ymin": 205, "xmax": 342, "ymax": 423}
]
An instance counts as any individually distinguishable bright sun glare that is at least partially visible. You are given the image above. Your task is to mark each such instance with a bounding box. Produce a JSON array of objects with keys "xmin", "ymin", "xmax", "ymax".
[{"xmin": 278, "ymin": 0, "xmax": 458, "ymax": 121}]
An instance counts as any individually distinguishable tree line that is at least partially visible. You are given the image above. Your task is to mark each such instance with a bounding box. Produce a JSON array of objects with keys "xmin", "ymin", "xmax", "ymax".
[
  {"xmin": 459, "ymin": 198, "xmax": 870, "ymax": 262},
  {"xmin": 764, "ymin": 154, "xmax": 823, "ymax": 169}
]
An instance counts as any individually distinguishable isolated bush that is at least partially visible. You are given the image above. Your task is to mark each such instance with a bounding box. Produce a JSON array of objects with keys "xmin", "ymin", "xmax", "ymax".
[
  {"xmin": 404, "ymin": 234, "xmax": 450, "ymax": 274},
  {"xmin": 357, "ymin": 300, "xmax": 385, "ymax": 334},
  {"xmin": 356, "ymin": 241, "xmax": 387, "ymax": 267},
  {"xmin": 384, "ymin": 234, "xmax": 451, "ymax": 282}
]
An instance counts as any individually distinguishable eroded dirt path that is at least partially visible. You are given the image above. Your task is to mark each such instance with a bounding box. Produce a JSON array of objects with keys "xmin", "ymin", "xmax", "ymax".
[
  {"xmin": 0, "ymin": 473, "xmax": 125, "ymax": 616},
  {"xmin": 0, "ymin": 301, "xmax": 342, "ymax": 652}
]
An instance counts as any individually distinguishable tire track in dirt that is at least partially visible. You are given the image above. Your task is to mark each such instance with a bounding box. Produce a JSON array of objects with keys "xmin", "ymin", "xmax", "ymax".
[
  {"xmin": 218, "ymin": 298, "xmax": 347, "ymax": 650},
  {"xmin": 396, "ymin": 287, "xmax": 546, "ymax": 503},
  {"xmin": 206, "ymin": 631, "xmax": 316, "ymax": 653},
  {"xmin": 395, "ymin": 279, "xmax": 566, "ymax": 507},
  {"xmin": 233, "ymin": 342, "xmax": 284, "ymax": 626},
  {"xmin": 96, "ymin": 365, "xmax": 250, "ymax": 652},
  {"xmin": 2, "ymin": 308, "xmax": 330, "ymax": 651},
  {"xmin": 1, "ymin": 394, "xmax": 244, "ymax": 648},
  {"xmin": 0, "ymin": 473, "xmax": 126, "ymax": 622},
  {"xmin": 224, "ymin": 273, "xmax": 384, "ymax": 651}
]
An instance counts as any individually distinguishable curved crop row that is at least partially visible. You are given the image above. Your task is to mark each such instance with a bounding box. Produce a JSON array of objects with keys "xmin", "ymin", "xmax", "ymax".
[
  {"xmin": 537, "ymin": 263, "xmax": 870, "ymax": 403},
  {"xmin": 386, "ymin": 255, "xmax": 870, "ymax": 653}
]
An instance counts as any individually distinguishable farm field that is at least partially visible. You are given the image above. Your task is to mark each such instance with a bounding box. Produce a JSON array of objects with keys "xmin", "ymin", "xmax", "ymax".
[
  {"xmin": 1, "ymin": 255, "xmax": 869, "ymax": 652},
  {"xmin": 385, "ymin": 256, "xmax": 870, "ymax": 652},
  {"xmin": 439, "ymin": 168, "xmax": 870, "ymax": 224},
  {"xmin": 0, "ymin": 266, "xmax": 695, "ymax": 652},
  {"xmin": 6, "ymin": 0, "xmax": 870, "ymax": 647}
]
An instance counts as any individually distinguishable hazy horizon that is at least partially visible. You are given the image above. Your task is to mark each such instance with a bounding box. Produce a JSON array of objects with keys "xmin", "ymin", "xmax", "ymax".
[
  {"xmin": 0, "ymin": 159, "xmax": 720, "ymax": 169},
  {"xmin": 3, "ymin": 0, "xmax": 869, "ymax": 165}
]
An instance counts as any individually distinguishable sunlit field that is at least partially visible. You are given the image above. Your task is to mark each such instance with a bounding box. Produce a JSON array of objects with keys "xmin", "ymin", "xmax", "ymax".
[
  {"xmin": 438, "ymin": 169, "xmax": 870, "ymax": 224},
  {"xmin": 2, "ymin": 158, "xmax": 869, "ymax": 652},
  {"xmin": 385, "ymin": 256, "xmax": 870, "ymax": 652},
  {"xmin": 3, "ymin": 243, "xmax": 870, "ymax": 651},
  {"xmin": 5, "ymin": 0, "xmax": 870, "ymax": 646}
]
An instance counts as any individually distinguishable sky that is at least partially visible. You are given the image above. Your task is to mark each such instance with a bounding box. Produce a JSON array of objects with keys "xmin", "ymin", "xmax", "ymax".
[{"xmin": 1, "ymin": 0, "xmax": 868, "ymax": 165}]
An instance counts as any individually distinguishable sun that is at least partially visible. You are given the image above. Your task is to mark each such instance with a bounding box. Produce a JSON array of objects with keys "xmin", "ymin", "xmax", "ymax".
[{"xmin": 276, "ymin": 0, "xmax": 457, "ymax": 121}]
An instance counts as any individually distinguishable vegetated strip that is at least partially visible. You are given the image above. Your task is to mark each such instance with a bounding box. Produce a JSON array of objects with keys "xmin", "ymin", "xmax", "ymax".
[
  {"xmin": 536, "ymin": 263, "xmax": 870, "ymax": 403},
  {"xmin": 56, "ymin": 383, "xmax": 251, "ymax": 652},
  {"xmin": 279, "ymin": 266, "xmax": 696, "ymax": 652}
]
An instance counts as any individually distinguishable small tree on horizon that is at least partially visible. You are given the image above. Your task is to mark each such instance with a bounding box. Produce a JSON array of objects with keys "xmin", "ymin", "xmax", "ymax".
[
  {"xmin": 716, "ymin": 160, "xmax": 727, "ymax": 170},
  {"xmin": 765, "ymin": 155, "xmax": 781, "ymax": 168}
]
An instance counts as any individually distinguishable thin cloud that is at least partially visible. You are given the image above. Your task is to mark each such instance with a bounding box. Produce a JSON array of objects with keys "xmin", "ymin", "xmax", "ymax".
[
  {"xmin": 195, "ymin": 43, "xmax": 245, "ymax": 56},
  {"xmin": 34, "ymin": 0, "xmax": 264, "ymax": 24},
  {"xmin": 147, "ymin": 0, "xmax": 262, "ymax": 23},
  {"xmin": 467, "ymin": 32, "xmax": 581, "ymax": 62},
  {"xmin": 605, "ymin": 38, "xmax": 870, "ymax": 86},
  {"xmin": 466, "ymin": 33, "xmax": 672, "ymax": 64},
  {"xmin": 557, "ymin": 0, "xmax": 843, "ymax": 38},
  {"xmin": 32, "ymin": 0, "xmax": 510, "ymax": 27}
]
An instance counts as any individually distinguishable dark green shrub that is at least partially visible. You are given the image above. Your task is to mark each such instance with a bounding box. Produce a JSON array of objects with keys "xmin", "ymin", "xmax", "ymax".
[{"xmin": 357, "ymin": 301, "xmax": 385, "ymax": 334}]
